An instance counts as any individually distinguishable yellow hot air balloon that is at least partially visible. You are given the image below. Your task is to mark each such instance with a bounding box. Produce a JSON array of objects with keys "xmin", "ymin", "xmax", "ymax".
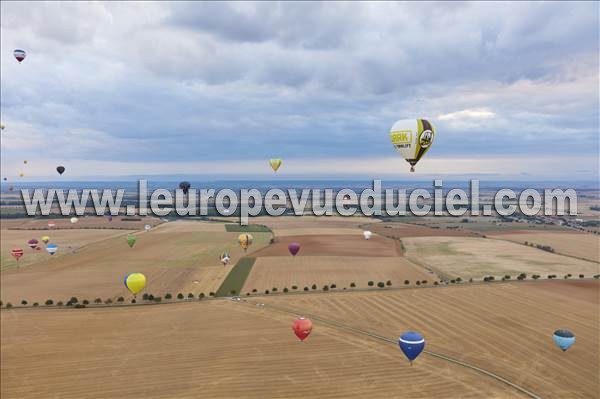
[
  {"xmin": 19, "ymin": 172, "xmax": 24, "ymax": 178},
  {"xmin": 238, "ymin": 233, "xmax": 254, "ymax": 252},
  {"xmin": 390, "ymin": 119, "xmax": 435, "ymax": 172},
  {"xmin": 42, "ymin": 236, "xmax": 50, "ymax": 244},
  {"xmin": 0, "ymin": 122, "xmax": 5, "ymax": 130},
  {"xmin": 269, "ymin": 159, "xmax": 282, "ymax": 172},
  {"xmin": 124, "ymin": 273, "xmax": 146, "ymax": 295}
]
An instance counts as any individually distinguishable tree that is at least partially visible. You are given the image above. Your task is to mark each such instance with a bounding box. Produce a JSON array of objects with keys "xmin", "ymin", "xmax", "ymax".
[
  {"xmin": 117, "ymin": 296, "xmax": 125, "ymax": 302},
  {"xmin": 283, "ymin": 288, "xmax": 289, "ymax": 293},
  {"xmin": 33, "ymin": 302, "xmax": 39, "ymax": 307},
  {"xmin": 304, "ymin": 287, "xmax": 309, "ymax": 291},
  {"xmin": 265, "ymin": 290, "xmax": 270, "ymax": 294},
  {"xmin": 69, "ymin": 297, "xmax": 79, "ymax": 304},
  {"xmin": 82, "ymin": 299, "xmax": 89, "ymax": 305},
  {"xmin": 6, "ymin": 303, "xmax": 12, "ymax": 308},
  {"xmin": 377, "ymin": 282, "xmax": 385, "ymax": 288},
  {"xmin": 386, "ymin": 280, "xmax": 392, "ymax": 286},
  {"xmin": 165, "ymin": 293, "xmax": 172, "ymax": 299},
  {"xmin": 469, "ymin": 278, "xmax": 473, "ymax": 283},
  {"xmin": 579, "ymin": 274, "xmax": 585, "ymax": 279},
  {"xmin": 21, "ymin": 300, "xmax": 28, "ymax": 305},
  {"xmin": 57, "ymin": 301, "xmax": 64, "ymax": 306},
  {"xmin": 416, "ymin": 281, "xmax": 421, "ymax": 286},
  {"xmin": 422, "ymin": 280, "xmax": 428, "ymax": 284},
  {"xmin": 330, "ymin": 284, "xmax": 336, "ymax": 289},
  {"xmin": 188, "ymin": 293, "xmax": 194, "ymax": 299},
  {"xmin": 177, "ymin": 293, "xmax": 184, "ymax": 299},
  {"xmin": 368, "ymin": 281, "xmax": 374, "ymax": 287},
  {"xmin": 504, "ymin": 275, "xmax": 511, "ymax": 280},
  {"xmin": 272, "ymin": 288, "xmax": 278, "ymax": 292},
  {"xmin": 433, "ymin": 281, "xmax": 439, "ymax": 286},
  {"xmin": 292, "ymin": 285, "xmax": 298, "ymax": 290},
  {"xmin": 252, "ymin": 289, "xmax": 257, "ymax": 293},
  {"xmin": 148, "ymin": 294, "xmax": 155, "ymax": 301},
  {"xmin": 143, "ymin": 293, "xmax": 149, "ymax": 300},
  {"xmin": 350, "ymin": 282, "xmax": 356, "ymax": 288},
  {"xmin": 199, "ymin": 293, "xmax": 205, "ymax": 299},
  {"xmin": 455, "ymin": 277, "xmax": 462, "ymax": 283},
  {"xmin": 105, "ymin": 298, "xmax": 113, "ymax": 304},
  {"xmin": 209, "ymin": 292, "xmax": 215, "ymax": 296},
  {"xmin": 45, "ymin": 299, "xmax": 53, "ymax": 306},
  {"xmin": 311, "ymin": 284, "xmax": 317, "ymax": 290},
  {"xmin": 450, "ymin": 279, "xmax": 456, "ymax": 284},
  {"xmin": 532, "ymin": 274, "xmax": 540, "ymax": 280},
  {"xmin": 404, "ymin": 280, "xmax": 410, "ymax": 285},
  {"xmin": 323, "ymin": 285, "xmax": 329, "ymax": 291},
  {"xmin": 154, "ymin": 297, "xmax": 162, "ymax": 302},
  {"xmin": 131, "ymin": 299, "xmax": 136, "ymax": 304},
  {"xmin": 94, "ymin": 298, "xmax": 102, "ymax": 304}
]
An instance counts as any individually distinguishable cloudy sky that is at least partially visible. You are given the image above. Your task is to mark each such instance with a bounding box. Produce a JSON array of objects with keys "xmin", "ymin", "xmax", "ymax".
[{"xmin": 1, "ymin": 1, "xmax": 598, "ymax": 181}]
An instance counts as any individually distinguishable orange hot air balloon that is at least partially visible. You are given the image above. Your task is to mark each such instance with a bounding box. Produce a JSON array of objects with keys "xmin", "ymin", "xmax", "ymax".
[
  {"xmin": 292, "ymin": 317, "xmax": 313, "ymax": 341},
  {"xmin": 11, "ymin": 248, "xmax": 24, "ymax": 261}
]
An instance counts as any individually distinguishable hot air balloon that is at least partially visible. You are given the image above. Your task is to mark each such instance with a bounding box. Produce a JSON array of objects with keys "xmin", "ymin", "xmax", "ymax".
[
  {"xmin": 14, "ymin": 49, "xmax": 26, "ymax": 63},
  {"xmin": 390, "ymin": 119, "xmax": 435, "ymax": 172},
  {"xmin": 47, "ymin": 222, "xmax": 56, "ymax": 229},
  {"xmin": 288, "ymin": 242, "xmax": 301, "ymax": 257},
  {"xmin": 292, "ymin": 317, "xmax": 313, "ymax": 341},
  {"xmin": 144, "ymin": 224, "xmax": 151, "ymax": 232},
  {"xmin": 70, "ymin": 217, "xmax": 78, "ymax": 224},
  {"xmin": 56, "ymin": 166, "xmax": 65, "ymax": 175},
  {"xmin": 19, "ymin": 173, "xmax": 24, "ymax": 178},
  {"xmin": 11, "ymin": 248, "xmax": 24, "ymax": 261},
  {"xmin": 363, "ymin": 231, "xmax": 372, "ymax": 240},
  {"xmin": 269, "ymin": 159, "xmax": 282, "ymax": 173},
  {"xmin": 105, "ymin": 214, "xmax": 113, "ymax": 222},
  {"xmin": 46, "ymin": 243, "xmax": 58, "ymax": 255},
  {"xmin": 124, "ymin": 273, "xmax": 146, "ymax": 295},
  {"xmin": 23, "ymin": 160, "xmax": 28, "ymax": 164},
  {"xmin": 238, "ymin": 234, "xmax": 253, "ymax": 252},
  {"xmin": 127, "ymin": 235, "xmax": 137, "ymax": 248},
  {"xmin": 399, "ymin": 331, "xmax": 425, "ymax": 365},
  {"xmin": 179, "ymin": 181, "xmax": 191, "ymax": 194},
  {"xmin": 0, "ymin": 123, "xmax": 4, "ymax": 130},
  {"xmin": 27, "ymin": 239, "xmax": 39, "ymax": 249},
  {"xmin": 41, "ymin": 235, "xmax": 50, "ymax": 244},
  {"xmin": 553, "ymin": 330, "xmax": 575, "ymax": 352},
  {"xmin": 35, "ymin": 246, "xmax": 42, "ymax": 251},
  {"xmin": 220, "ymin": 251, "xmax": 231, "ymax": 265}
]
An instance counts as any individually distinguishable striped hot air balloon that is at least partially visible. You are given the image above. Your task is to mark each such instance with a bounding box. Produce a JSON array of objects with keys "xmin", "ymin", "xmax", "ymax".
[
  {"xmin": 47, "ymin": 222, "xmax": 56, "ymax": 229},
  {"xmin": 46, "ymin": 243, "xmax": 58, "ymax": 255},
  {"xmin": 553, "ymin": 330, "xmax": 575, "ymax": 352},
  {"xmin": 14, "ymin": 49, "xmax": 26, "ymax": 63},
  {"xmin": 11, "ymin": 248, "xmax": 24, "ymax": 261}
]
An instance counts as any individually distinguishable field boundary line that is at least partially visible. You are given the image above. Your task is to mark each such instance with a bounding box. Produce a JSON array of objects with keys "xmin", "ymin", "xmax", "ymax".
[{"xmin": 246, "ymin": 300, "xmax": 542, "ymax": 399}]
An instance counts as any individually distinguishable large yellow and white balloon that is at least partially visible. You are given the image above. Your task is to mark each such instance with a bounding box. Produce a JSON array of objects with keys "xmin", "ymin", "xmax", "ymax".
[{"xmin": 389, "ymin": 119, "xmax": 435, "ymax": 172}]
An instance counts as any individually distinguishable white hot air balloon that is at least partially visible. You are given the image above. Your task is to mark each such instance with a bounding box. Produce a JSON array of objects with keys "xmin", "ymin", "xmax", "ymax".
[
  {"xmin": 144, "ymin": 224, "xmax": 151, "ymax": 232},
  {"xmin": 363, "ymin": 231, "xmax": 372, "ymax": 240},
  {"xmin": 389, "ymin": 119, "xmax": 435, "ymax": 172},
  {"xmin": 70, "ymin": 217, "xmax": 79, "ymax": 224}
]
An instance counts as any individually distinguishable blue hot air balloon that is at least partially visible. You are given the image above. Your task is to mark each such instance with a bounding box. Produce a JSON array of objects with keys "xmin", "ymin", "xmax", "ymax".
[
  {"xmin": 553, "ymin": 330, "xmax": 575, "ymax": 352},
  {"xmin": 46, "ymin": 243, "xmax": 58, "ymax": 255},
  {"xmin": 399, "ymin": 331, "xmax": 425, "ymax": 365}
]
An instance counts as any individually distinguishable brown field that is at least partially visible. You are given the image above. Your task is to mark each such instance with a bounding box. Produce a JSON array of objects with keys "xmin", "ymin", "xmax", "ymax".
[
  {"xmin": 243, "ymin": 256, "xmax": 432, "ymax": 293},
  {"xmin": 251, "ymin": 215, "xmax": 377, "ymax": 236},
  {"xmin": 2, "ymin": 299, "xmax": 530, "ymax": 399},
  {"xmin": 1, "ymin": 221, "xmax": 272, "ymax": 304},
  {"xmin": 488, "ymin": 231, "xmax": 600, "ymax": 263},
  {"xmin": 261, "ymin": 280, "xmax": 600, "ymax": 399},
  {"xmin": 253, "ymin": 234, "xmax": 401, "ymax": 257},
  {"xmin": 403, "ymin": 236, "xmax": 600, "ymax": 280}
]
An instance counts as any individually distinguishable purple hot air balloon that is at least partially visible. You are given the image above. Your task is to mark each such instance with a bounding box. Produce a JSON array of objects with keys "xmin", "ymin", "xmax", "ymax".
[{"xmin": 288, "ymin": 242, "xmax": 301, "ymax": 257}]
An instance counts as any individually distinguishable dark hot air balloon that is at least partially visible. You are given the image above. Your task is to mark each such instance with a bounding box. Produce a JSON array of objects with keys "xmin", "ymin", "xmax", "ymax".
[
  {"xmin": 288, "ymin": 242, "xmax": 301, "ymax": 257},
  {"xmin": 56, "ymin": 166, "xmax": 65, "ymax": 175},
  {"xmin": 179, "ymin": 181, "xmax": 191, "ymax": 194}
]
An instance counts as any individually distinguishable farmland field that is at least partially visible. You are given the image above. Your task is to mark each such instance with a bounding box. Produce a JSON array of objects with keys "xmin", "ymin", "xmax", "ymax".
[
  {"xmin": 0, "ymin": 220, "xmax": 272, "ymax": 303},
  {"xmin": 489, "ymin": 231, "xmax": 600, "ymax": 263},
  {"xmin": 402, "ymin": 236, "xmax": 599, "ymax": 280}
]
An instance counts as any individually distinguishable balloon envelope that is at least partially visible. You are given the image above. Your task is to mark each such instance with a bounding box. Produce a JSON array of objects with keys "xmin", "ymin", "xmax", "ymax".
[
  {"xmin": 127, "ymin": 235, "xmax": 137, "ymax": 248},
  {"xmin": 47, "ymin": 222, "xmax": 55, "ymax": 229},
  {"xmin": 399, "ymin": 331, "xmax": 425, "ymax": 363},
  {"xmin": 553, "ymin": 330, "xmax": 575, "ymax": 352},
  {"xmin": 288, "ymin": 242, "xmax": 301, "ymax": 256},
  {"xmin": 269, "ymin": 159, "xmax": 282, "ymax": 172},
  {"xmin": 220, "ymin": 251, "xmax": 231, "ymax": 265},
  {"xmin": 46, "ymin": 243, "xmax": 58, "ymax": 255},
  {"xmin": 238, "ymin": 234, "xmax": 253, "ymax": 252},
  {"xmin": 144, "ymin": 224, "xmax": 151, "ymax": 231},
  {"xmin": 27, "ymin": 239, "xmax": 39, "ymax": 249},
  {"xmin": 390, "ymin": 119, "xmax": 435, "ymax": 172},
  {"xmin": 293, "ymin": 317, "xmax": 313, "ymax": 341},
  {"xmin": 70, "ymin": 217, "xmax": 78, "ymax": 224},
  {"xmin": 41, "ymin": 236, "xmax": 50, "ymax": 244},
  {"xmin": 106, "ymin": 214, "xmax": 113, "ymax": 222},
  {"xmin": 14, "ymin": 49, "xmax": 26, "ymax": 63},
  {"xmin": 363, "ymin": 231, "xmax": 372, "ymax": 240},
  {"xmin": 179, "ymin": 181, "xmax": 191, "ymax": 194},
  {"xmin": 11, "ymin": 248, "xmax": 24, "ymax": 261},
  {"xmin": 124, "ymin": 273, "xmax": 146, "ymax": 295},
  {"xmin": 56, "ymin": 166, "xmax": 65, "ymax": 175}
]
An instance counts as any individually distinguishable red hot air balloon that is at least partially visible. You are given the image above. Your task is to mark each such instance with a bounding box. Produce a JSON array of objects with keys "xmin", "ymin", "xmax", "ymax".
[
  {"xmin": 27, "ymin": 239, "xmax": 39, "ymax": 249},
  {"xmin": 288, "ymin": 242, "xmax": 301, "ymax": 257},
  {"xmin": 11, "ymin": 248, "xmax": 24, "ymax": 261},
  {"xmin": 47, "ymin": 222, "xmax": 56, "ymax": 229},
  {"xmin": 293, "ymin": 317, "xmax": 313, "ymax": 341}
]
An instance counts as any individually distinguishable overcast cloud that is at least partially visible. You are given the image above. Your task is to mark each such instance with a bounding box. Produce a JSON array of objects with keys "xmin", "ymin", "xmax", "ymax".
[{"xmin": 1, "ymin": 1, "xmax": 598, "ymax": 180}]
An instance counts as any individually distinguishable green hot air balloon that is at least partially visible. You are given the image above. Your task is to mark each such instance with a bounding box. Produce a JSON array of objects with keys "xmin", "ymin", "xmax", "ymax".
[{"xmin": 127, "ymin": 235, "xmax": 137, "ymax": 248}]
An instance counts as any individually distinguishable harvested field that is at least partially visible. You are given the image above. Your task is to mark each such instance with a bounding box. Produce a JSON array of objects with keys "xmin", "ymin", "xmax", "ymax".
[
  {"xmin": 1, "ymin": 221, "xmax": 271, "ymax": 303},
  {"xmin": 1, "ymin": 300, "xmax": 523, "ymax": 398},
  {"xmin": 488, "ymin": 231, "xmax": 600, "ymax": 263},
  {"xmin": 261, "ymin": 281, "xmax": 600, "ymax": 399},
  {"xmin": 403, "ymin": 236, "xmax": 599, "ymax": 280},
  {"xmin": 242, "ymin": 256, "xmax": 433, "ymax": 294},
  {"xmin": 251, "ymin": 215, "xmax": 377, "ymax": 236},
  {"xmin": 252, "ymin": 234, "xmax": 401, "ymax": 257}
]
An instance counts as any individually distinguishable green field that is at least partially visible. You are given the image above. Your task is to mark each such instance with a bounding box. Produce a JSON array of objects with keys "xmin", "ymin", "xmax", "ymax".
[
  {"xmin": 215, "ymin": 257, "xmax": 257, "ymax": 297},
  {"xmin": 224, "ymin": 224, "xmax": 273, "ymax": 233}
]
